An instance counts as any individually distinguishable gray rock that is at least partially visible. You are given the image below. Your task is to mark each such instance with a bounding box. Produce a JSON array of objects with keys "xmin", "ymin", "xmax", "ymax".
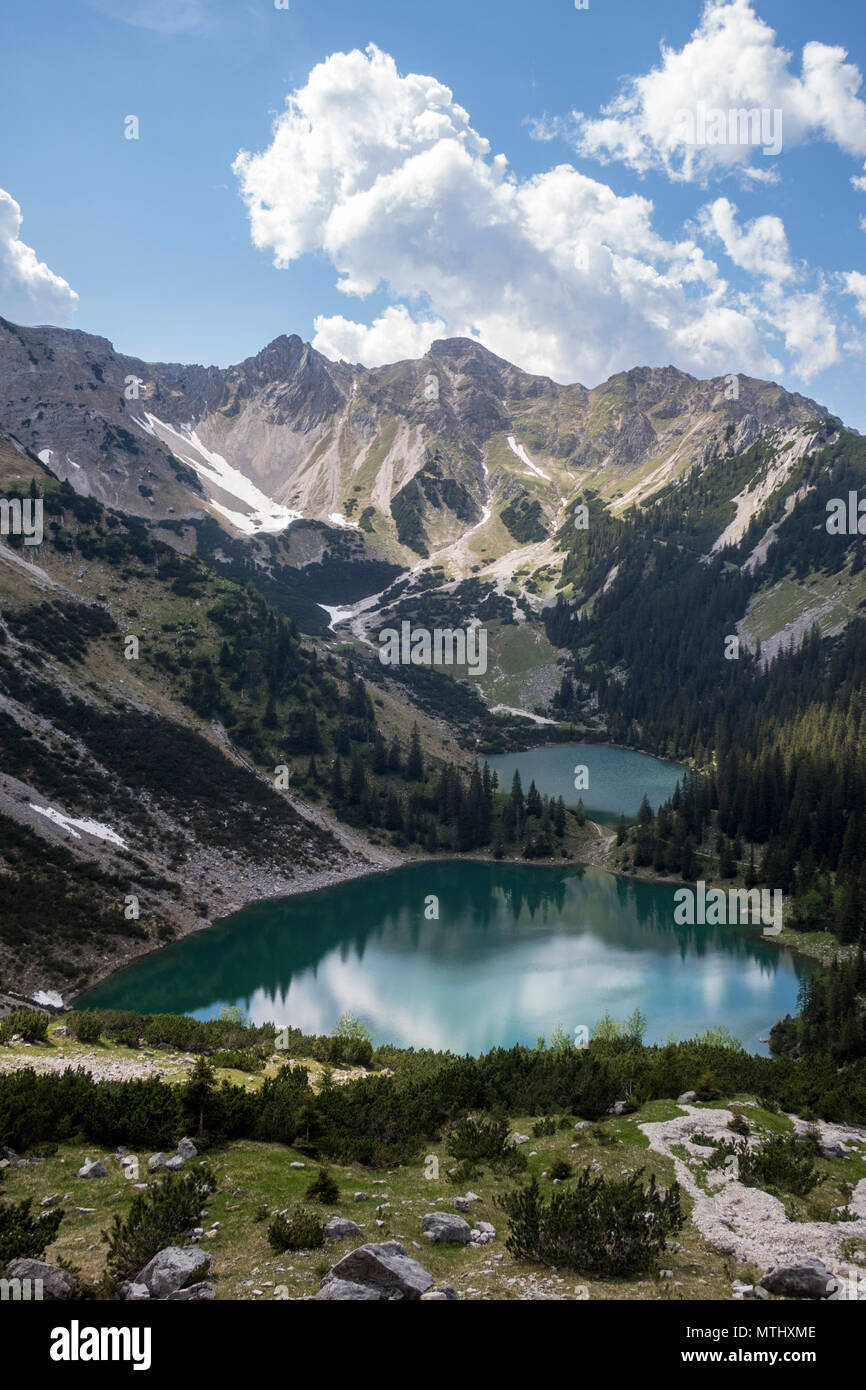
[
  {"xmin": 78, "ymin": 1157, "xmax": 108, "ymax": 1179},
  {"xmin": 114, "ymin": 1145, "xmax": 129, "ymax": 1163},
  {"xmin": 760, "ymin": 1257, "xmax": 837, "ymax": 1300},
  {"xmin": 421, "ymin": 1212, "xmax": 472, "ymax": 1245},
  {"xmin": 353, "ymin": 1192, "xmax": 368, "ymax": 1202},
  {"xmin": 164, "ymin": 1282, "xmax": 215, "ymax": 1301},
  {"xmin": 176, "ymin": 1137, "xmax": 198, "ymax": 1159},
  {"xmin": 135, "ymin": 1245, "xmax": 212, "ymax": 1299},
  {"xmin": 610, "ymin": 1101, "xmax": 628, "ymax": 1116},
  {"xmin": 420, "ymin": 1285, "xmax": 458, "ymax": 1300},
  {"xmin": 4, "ymin": 1258, "xmax": 77, "ymax": 1300},
  {"xmin": 324, "ymin": 1217, "xmax": 362, "ymax": 1241},
  {"xmin": 314, "ymin": 1277, "xmax": 385, "ymax": 1301},
  {"xmin": 677, "ymin": 1091, "xmax": 697, "ymax": 1105},
  {"xmin": 148, "ymin": 1152, "xmax": 168, "ymax": 1172},
  {"xmin": 453, "ymin": 1196, "xmax": 471, "ymax": 1212},
  {"xmin": 574, "ymin": 1121, "xmax": 592, "ymax": 1132},
  {"xmin": 508, "ymin": 1133, "xmax": 530, "ymax": 1146},
  {"xmin": 326, "ymin": 1240, "xmax": 434, "ymax": 1299},
  {"xmin": 476, "ymin": 1221, "xmax": 495, "ymax": 1236},
  {"xmin": 163, "ymin": 1155, "xmax": 185, "ymax": 1171},
  {"xmin": 127, "ymin": 1283, "xmax": 152, "ymax": 1301},
  {"xmin": 290, "ymin": 1161, "xmax": 306, "ymax": 1169},
  {"xmin": 820, "ymin": 1142, "xmax": 846, "ymax": 1159}
]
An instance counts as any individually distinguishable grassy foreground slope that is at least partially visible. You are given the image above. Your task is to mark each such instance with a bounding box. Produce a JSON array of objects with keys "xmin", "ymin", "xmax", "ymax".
[{"xmin": 2, "ymin": 1016, "xmax": 865, "ymax": 1301}]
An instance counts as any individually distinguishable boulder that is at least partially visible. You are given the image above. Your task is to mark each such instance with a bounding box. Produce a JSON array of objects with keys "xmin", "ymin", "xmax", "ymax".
[
  {"xmin": 324, "ymin": 1217, "xmax": 362, "ymax": 1241},
  {"xmin": 326, "ymin": 1240, "xmax": 434, "ymax": 1299},
  {"xmin": 118, "ymin": 1282, "xmax": 151, "ymax": 1301},
  {"xmin": 135, "ymin": 1245, "xmax": 213, "ymax": 1299},
  {"xmin": 4, "ymin": 1258, "xmax": 77, "ymax": 1300},
  {"xmin": 78, "ymin": 1157, "xmax": 108, "ymax": 1179},
  {"xmin": 421, "ymin": 1212, "xmax": 472, "ymax": 1245},
  {"xmin": 760, "ymin": 1257, "xmax": 837, "ymax": 1300},
  {"xmin": 820, "ymin": 1142, "xmax": 846, "ymax": 1159},
  {"xmin": 677, "ymin": 1092, "xmax": 697, "ymax": 1105},
  {"xmin": 176, "ymin": 1137, "xmax": 198, "ymax": 1160},
  {"xmin": 165, "ymin": 1282, "xmax": 215, "ymax": 1301},
  {"xmin": 163, "ymin": 1155, "xmax": 185, "ymax": 1171},
  {"xmin": 147, "ymin": 1152, "xmax": 168, "ymax": 1172},
  {"xmin": 453, "ymin": 1196, "xmax": 471, "ymax": 1212},
  {"xmin": 508, "ymin": 1133, "xmax": 530, "ymax": 1146},
  {"xmin": 314, "ymin": 1277, "xmax": 386, "ymax": 1301},
  {"xmin": 353, "ymin": 1192, "xmax": 368, "ymax": 1202},
  {"xmin": 420, "ymin": 1285, "xmax": 458, "ymax": 1300}
]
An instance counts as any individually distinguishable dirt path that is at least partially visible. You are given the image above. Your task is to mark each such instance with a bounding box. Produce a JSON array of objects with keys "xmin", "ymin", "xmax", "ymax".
[{"xmin": 640, "ymin": 1104, "xmax": 866, "ymax": 1292}]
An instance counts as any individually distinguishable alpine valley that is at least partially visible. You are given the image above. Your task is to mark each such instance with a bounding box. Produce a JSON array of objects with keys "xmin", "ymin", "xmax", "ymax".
[{"xmin": 1, "ymin": 316, "xmax": 865, "ymax": 1024}]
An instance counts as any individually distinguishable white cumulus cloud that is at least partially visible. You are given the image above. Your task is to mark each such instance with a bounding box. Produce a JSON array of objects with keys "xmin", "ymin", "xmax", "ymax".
[
  {"xmin": 312, "ymin": 305, "xmax": 448, "ymax": 366},
  {"xmin": 545, "ymin": 0, "xmax": 866, "ymax": 183},
  {"xmin": 233, "ymin": 43, "xmax": 857, "ymax": 386},
  {"xmin": 233, "ymin": 45, "xmax": 787, "ymax": 383},
  {"xmin": 0, "ymin": 190, "xmax": 79, "ymax": 326}
]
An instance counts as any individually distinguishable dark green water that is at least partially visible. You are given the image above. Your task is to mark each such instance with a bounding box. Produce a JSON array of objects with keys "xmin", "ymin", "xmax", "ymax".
[
  {"xmin": 78, "ymin": 861, "xmax": 811, "ymax": 1056},
  {"xmin": 482, "ymin": 743, "xmax": 685, "ymax": 823}
]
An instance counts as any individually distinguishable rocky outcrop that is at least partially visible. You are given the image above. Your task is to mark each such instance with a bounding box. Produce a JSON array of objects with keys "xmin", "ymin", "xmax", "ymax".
[
  {"xmin": 421, "ymin": 1212, "xmax": 472, "ymax": 1244},
  {"xmin": 135, "ymin": 1245, "xmax": 213, "ymax": 1299},
  {"xmin": 760, "ymin": 1257, "xmax": 838, "ymax": 1300},
  {"xmin": 3, "ymin": 1258, "xmax": 77, "ymax": 1300},
  {"xmin": 315, "ymin": 1240, "xmax": 435, "ymax": 1300}
]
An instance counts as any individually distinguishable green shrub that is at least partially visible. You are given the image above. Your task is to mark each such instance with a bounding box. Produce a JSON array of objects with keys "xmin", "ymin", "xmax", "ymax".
[
  {"xmin": 102, "ymin": 1163, "xmax": 216, "ymax": 1282},
  {"xmin": 304, "ymin": 1166, "xmax": 339, "ymax": 1205},
  {"xmin": 0, "ymin": 1009, "xmax": 49, "ymax": 1044},
  {"xmin": 694, "ymin": 1068, "xmax": 718, "ymax": 1101},
  {"xmin": 548, "ymin": 1158, "xmax": 572, "ymax": 1181},
  {"xmin": 532, "ymin": 1117, "xmax": 557, "ymax": 1138},
  {"xmin": 497, "ymin": 1170, "xmax": 685, "ymax": 1276},
  {"xmin": 267, "ymin": 1206, "xmax": 324, "ymax": 1252},
  {"xmin": 447, "ymin": 1112, "xmax": 510, "ymax": 1163},
  {"xmin": 66, "ymin": 1012, "xmax": 103, "ymax": 1045},
  {"xmin": 0, "ymin": 1196, "xmax": 64, "ymax": 1264},
  {"xmin": 710, "ymin": 1134, "xmax": 821, "ymax": 1196}
]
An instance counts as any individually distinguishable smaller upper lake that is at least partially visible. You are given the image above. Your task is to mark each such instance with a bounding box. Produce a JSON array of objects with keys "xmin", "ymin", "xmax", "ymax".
[{"xmin": 482, "ymin": 743, "xmax": 685, "ymax": 824}]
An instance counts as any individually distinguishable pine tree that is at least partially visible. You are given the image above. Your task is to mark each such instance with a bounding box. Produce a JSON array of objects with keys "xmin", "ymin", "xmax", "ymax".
[{"xmin": 407, "ymin": 723, "xmax": 424, "ymax": 780}]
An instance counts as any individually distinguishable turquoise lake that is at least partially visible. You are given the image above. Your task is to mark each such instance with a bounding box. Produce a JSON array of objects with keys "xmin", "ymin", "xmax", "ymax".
[
  {"xmin": 481, "ymin": 742, "xmax": 685, "ymax": 823},
  {"xmin": 79, "ymin": 860, "xmax": 811, "ymax": 1056}
]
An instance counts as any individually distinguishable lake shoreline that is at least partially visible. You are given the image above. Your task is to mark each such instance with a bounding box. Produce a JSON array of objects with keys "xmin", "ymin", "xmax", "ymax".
[{"xmin": 64, "ymin": 823, "xmax": 835, "ymax": 1012}]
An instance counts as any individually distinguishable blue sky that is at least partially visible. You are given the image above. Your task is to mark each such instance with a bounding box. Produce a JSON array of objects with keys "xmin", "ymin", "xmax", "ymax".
[{"xmin": 1, "ymin": 0, "xmax": 865, "ymax": 426}]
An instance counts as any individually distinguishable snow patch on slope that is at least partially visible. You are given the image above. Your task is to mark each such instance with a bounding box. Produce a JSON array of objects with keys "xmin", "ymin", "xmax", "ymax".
[
  {"xmin": 142, "ymin": 413, "xmax": 302, "ymax": 535},
  {"xmin": 507, "ymin": 435, "xmax": 550, "ymax": 482},
  {"xmin": 30, "ymin": 804, "xmax": 128, "ymax": 849},
  {"xmin": 318, "ymin": 604, "xmax": 356, "ymax": 630},
  {"xmin": 33, "ymin": 989, "xmax": 64, "ymax": 1008}
]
